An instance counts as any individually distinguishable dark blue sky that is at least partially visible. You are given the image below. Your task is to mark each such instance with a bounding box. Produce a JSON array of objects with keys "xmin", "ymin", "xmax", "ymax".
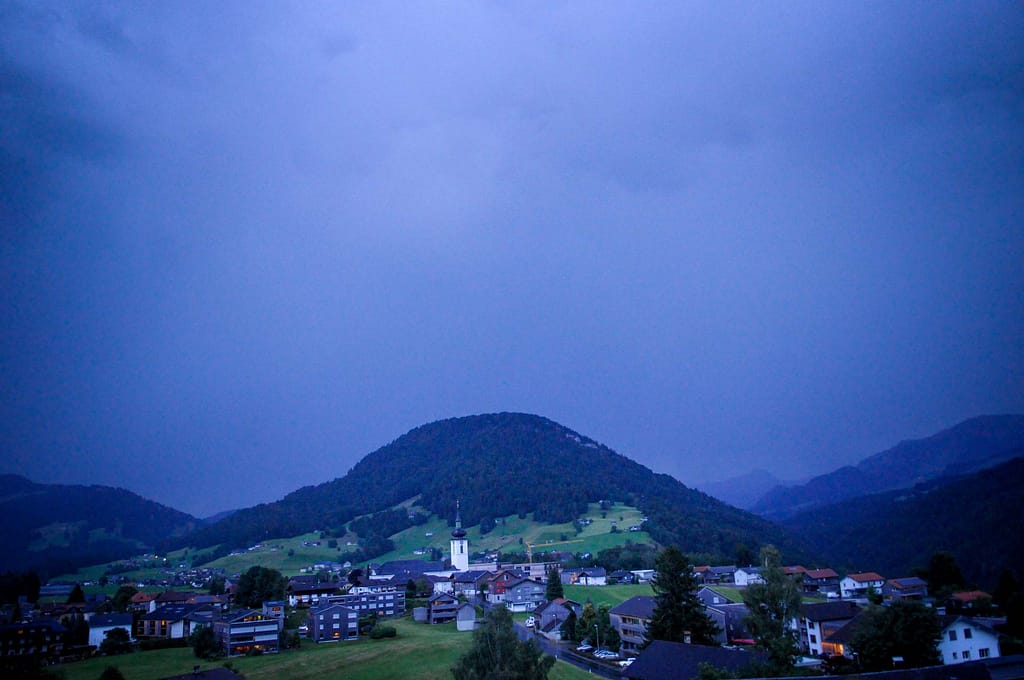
[{"xmin": 2, "ymin": 2, "xmax": 1022, "ymax": 517}]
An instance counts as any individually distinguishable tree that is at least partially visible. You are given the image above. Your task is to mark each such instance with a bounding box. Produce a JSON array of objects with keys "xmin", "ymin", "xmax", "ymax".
[
  {"xmin": 646, "ymin": 545, "xmax": 720, "ymax": 646},
  {"xmin": 67, "ymin": 584, "xmax": 85, "ymax": 603},
  {"xmin": 741, "ymin": 546, "xmax": 801, "ymax": 675},
  {"xmin": 207, "ymin": 576, "xmax": 226, "ymax": 596},
  {"xmin": 111, "ymin": 586, "xmax": 138, "ymax": 613},
  {"xmin": 189, "ymin": 624, "xmax": 220, "ymax": 660},
  {"xmin": 452, "ymin": 606, "xmax": 555, "ymax": 680},
  {"xmin": 99, "ymin": 666, "xmax": 126, "ymax": 680},
  {"xmin": 99, "ymin": 627, "xmax": 133, "ymax": 656},
  {"xmin": 235, "ymin": 566, "xmax": 286, "ymax": 609},
  {"xmin": 546, "ymin": 566, "xmax": 564, "ymax": 600},
  {"xmin": 849, "ymin": 600, "xmax": 941, "ymax": 671},
  {"xmin": 919, "ymin": 551, "xmax": 966, "ymax": 597},
  {"xmin": 559, "ymin": 609, "xmax": 578, "ymax": 642}
]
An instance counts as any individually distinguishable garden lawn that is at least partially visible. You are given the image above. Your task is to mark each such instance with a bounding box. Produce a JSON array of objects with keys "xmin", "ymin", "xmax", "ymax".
[
  {"xmin": 563, "ymin": 583, "xmax": 654, "ymax": 609},
  {"xmin": 60, "ymin": 616, "xmax": 588, "ymax": 680}
]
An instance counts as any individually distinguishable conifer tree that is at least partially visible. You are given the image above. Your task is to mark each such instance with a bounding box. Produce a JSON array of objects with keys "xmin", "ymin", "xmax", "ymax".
[
  {"xmin": 646, "ymin": 545, "xmax": 720, "ymax": 646},
  {"xmin": 546, "ymin": 566, "xmax": 564, "ymax": 600}
]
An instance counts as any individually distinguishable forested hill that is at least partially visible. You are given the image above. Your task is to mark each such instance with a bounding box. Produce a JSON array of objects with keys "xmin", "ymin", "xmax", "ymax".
[
  {"xmin": 0, "ymin": 474, "xmax": 199, "ymax": 575},
  {"xmin": 783, "ymin": 454, "xmax": 1024, "ymax": 588},
  {"xmin": 752, "ymin": 414, "xmax": 1024, "ymax": 520},
  {"xmin": 177, "ymin": 413, "xmax": 808, "ymax": 562}
]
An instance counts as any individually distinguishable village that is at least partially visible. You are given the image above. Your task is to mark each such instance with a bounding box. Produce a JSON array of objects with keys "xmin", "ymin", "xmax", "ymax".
[{"xmin": 1, "ymin": 503, "xmax": 1019, "ymax": 680}]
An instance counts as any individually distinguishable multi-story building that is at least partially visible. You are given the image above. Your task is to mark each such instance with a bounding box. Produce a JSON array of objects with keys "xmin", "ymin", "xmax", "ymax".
[
  {"xmin": 307, "ymin": 603, "xmax": 359, "ymax": 642},
  {"xmin": 609, "ymin": 595, "xmax": 655, "ymax": 655},
  {"xmin": 213, "ymin": 610, "xmax": 280, "ymax": 656}
]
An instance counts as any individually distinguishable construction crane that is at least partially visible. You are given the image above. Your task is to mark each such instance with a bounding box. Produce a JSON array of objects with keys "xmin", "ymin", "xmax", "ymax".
[{"xmin": 525, "ymin": 538, "xmax": 585, "ymax": 564}]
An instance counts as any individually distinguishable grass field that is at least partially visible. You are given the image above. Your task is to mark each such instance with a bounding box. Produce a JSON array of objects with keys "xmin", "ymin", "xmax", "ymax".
[
  {"xmin": 563, "ymin": 583, "xmax": 655, "ymax": 609},
  {"xmin": 58, "ymin": 616, "xmax": 591, "ymax": 680}
]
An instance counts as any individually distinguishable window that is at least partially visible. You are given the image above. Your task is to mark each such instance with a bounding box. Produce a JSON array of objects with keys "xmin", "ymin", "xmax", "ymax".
[
  {"xmin": 948, "ymin": 630, "xmax": 957, "ymax": 641},
  {"xmin": 953, "ymin": 652, "xmax": 959, "ymax": 659},
  {"xmin": 963, "ymin": 650, "xmax": 971, "ymax": 660},
  {"xmin": 964, "ymin": 628, "xmax": 972, "ymax": 639},
  {"xmin": 979, "ymin": 649, "xmax": 990, "ymax": 658},
  {"xmin": 810, "ymin": 635, "xmax": 817, "ymax": 644}
]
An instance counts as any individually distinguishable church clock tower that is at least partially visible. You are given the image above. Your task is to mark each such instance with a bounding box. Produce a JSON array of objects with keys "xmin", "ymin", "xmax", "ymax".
[{"xmin": 450, "ymin": 500, "xmax": 469, "ymax": 572}]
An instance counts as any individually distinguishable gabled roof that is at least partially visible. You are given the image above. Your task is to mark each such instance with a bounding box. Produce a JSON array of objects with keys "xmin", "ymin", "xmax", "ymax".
[
  {"xmin": 88, "ymin": 613, "xmax": 134, "ymax": 628},
  {"xmin": 610, "ymin": 595, "xmax": 656, "ymax": 620},
  {"xmin": 887, "ymin": 577, "xmax": 928, "ymax": 589},
  {"xmin": 737, "ymin": 566, "xmax": 761, "ymax": 574},
  {"xmin": 625, "ymin": 640, "xmax": 766, "ymax": 680},
  {"xmin": 141, "ymin": 603, "xmax": 200, "ymax": 621},
  {"xmin": 220, "ymin": 610, "xmax": 267, "ymax": 623},
  {"xmin": 580, "ymin": 567, "xmax": 606, "ymax": 577},
  {"xmin": 131, "ymin": 591, "xmax": 157, "ymax": 603},
  {"xmin": 805, "ymin": 568, "xmax": 839, "ymax": 579},
  {"xmin": 938, "ymin": 615, "xmax": 1001, "ymax": 636},
  {"xmin": 784, "ymin": 565, "xmax": 808, "ymax": 575},
  {"xmin": 453, "ymin": 570, "xmax": 491, "ymax": 583},
  {"xmin": 952, "ymin": 590, "xmax": 992, "ymax": 602},
  {"xmin": 375, "ymin": 559, "xmax": 444, "ymax": 576},
  {"xmin": 156, "ymin": 590, "xmax": 194, "ymax": 603},
  {"xmin": 801, "ymin": 601, "xmax": 861, "ymax": 622},
  {"xmin": 846, "ymin": 572, "xmax": 884, "ymax": 582}
]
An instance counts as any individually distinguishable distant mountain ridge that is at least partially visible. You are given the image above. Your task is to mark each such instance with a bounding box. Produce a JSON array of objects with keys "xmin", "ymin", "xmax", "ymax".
[
  {"xmin": 698, "ymin": 469, "xmax": 790, "ymax": 510},
  {"xmin": 751, "ymin": 414, "xmax": 1024, "ymax": 520},
  {"xmin": 177, "ymin": 412, "xmax": 808, "ymax": 563},
  {"xmin": 0, "ymin": 474, "xmax": 199, "ymax": 575},
  {"xmin": 783, "ymin": 453, "xmax": 1024, "ymax": 588}
]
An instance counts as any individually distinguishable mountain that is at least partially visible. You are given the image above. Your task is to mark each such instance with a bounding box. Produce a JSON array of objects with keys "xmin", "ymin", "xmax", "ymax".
[
  {"xmin": 179, "ymin": 413, "xmax": 809, "ymax": 563},
  {"xmin": 698, "ymin": 469, "xmax": 789, "ymax": 510},
  {"xmin": 782, "ymin": 453, "xmax": 1024, "ymax": 588},
  {"xmin": 751, "ymin": 415, "xmax": 1024, "ymax": 520},
  {"xmin": 0, "ymin": 474, "xmax": 199, "ymax": 575}
]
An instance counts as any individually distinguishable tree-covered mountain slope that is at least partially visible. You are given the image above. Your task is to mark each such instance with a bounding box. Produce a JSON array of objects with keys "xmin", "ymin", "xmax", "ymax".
[
  {"xmin": 782, "ymin": 454, "xmax": 1024, "ymax": 588},
  {"xmin": 179, "ymin": 413, "xmax": 808, "ymax": 562},
  {"xmin": 0, "ymin": 474, "xmax": 199, "ymax": 575},
  {"xmin": 752, "ymin": 414, "xmax": 1024, "ymax": 520}
]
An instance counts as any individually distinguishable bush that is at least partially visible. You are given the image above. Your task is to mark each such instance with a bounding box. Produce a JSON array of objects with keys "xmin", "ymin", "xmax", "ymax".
[{"xmin": 369, "ymin": 625, "xmax": 397, "ymax": 639}]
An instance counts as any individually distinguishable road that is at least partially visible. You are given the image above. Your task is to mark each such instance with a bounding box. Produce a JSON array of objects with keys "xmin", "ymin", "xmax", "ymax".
[{"xmin": 512, "ymin": 621, "xmax": 622, "ymax": 679}]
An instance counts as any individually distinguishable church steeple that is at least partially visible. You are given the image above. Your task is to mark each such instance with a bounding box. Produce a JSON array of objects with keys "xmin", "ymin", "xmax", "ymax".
[
  {"xmin": 451, "ymin": 499, "xmax": 466, "ymax": 539},
  {"xmin": 449, "ymin": 499, "xmax": 468, "ymax": 571}
]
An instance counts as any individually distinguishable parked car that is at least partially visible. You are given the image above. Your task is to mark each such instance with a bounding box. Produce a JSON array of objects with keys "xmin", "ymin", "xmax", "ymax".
[
  {"xmin": 576, "ymin": 643, "xmax": 593, "ymax": 652},
  {"xmin": 525, "ymin": 616, "xmax": 536, "ymax": 628},
  {"xmin": 618, "ymin": 658, "xmax": 635, "ymax": 668},
  {"xmin": 594, "ymin": 649, "xmax": 619, "ymax": 659}
]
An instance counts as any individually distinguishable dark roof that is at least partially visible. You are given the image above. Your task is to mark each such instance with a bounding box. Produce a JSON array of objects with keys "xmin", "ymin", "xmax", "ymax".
[
  {"xmin": 89, "ymin": 614, "xmax": 133, "ymax": 628},
  {"xmin": 793, "ymin": 662, "xmax": 994, "ymax": 680},
  {"xmin": 625, "ymin": 640, "xmax": 766, "ymax": 680},
  {"xmin": 141, "ymin": 603, "xmax": 200, "ymax": 621},
  {"xmin": 801, "ymin": 601, "xmax": 861, "ymax": 622},
  {"xmin": 888, "ymin": 577, "xmax": 928, "ymax": 589},
  {"xmin": 610, "ymin": 595, "xmax": 657, "ymax": 619},
  {"xmin": 376, "ymin": 559, "xmax": 445, "ymax": 576},
  {"xmin": 823, "ymin": 614, "xmax": 864, "ymax": 645},
  {"xmin": 938, "ymin": 615, "xmax": 1001, "ymax": 636},
  {"xmin": 453, "ymin": 570, "xmax": 491, "ymax": 583},
  {"xmin": 580, "ymin": 567, "xmax": 607, "ymax": 577}
]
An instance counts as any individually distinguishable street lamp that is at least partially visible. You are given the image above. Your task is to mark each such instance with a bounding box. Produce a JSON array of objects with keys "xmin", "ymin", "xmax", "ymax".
[{"xmin": 595, "ymin": 623, "xmax": 600, "ymax": 651}]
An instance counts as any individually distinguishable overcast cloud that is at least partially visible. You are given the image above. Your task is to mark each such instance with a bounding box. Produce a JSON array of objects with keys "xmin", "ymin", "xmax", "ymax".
[{"xmin": 2, "ymin": 1, "xmax": 1022, "ymax": 516}]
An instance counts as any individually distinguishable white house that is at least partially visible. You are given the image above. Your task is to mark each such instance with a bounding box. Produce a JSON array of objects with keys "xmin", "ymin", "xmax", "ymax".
[
  {"xmin": 839, "ymin": 572, "xmax": 885, "ymax": 599},
  {"xmin": 578, "ymin": 567, "xmax": 607, "ymax": 586},
  {"xmin": 734, "ymin": 567, "xmax": 764, "ymax": 587},
  {"xmin": 939, "ymin": 616, "xmax": 1001, "ymax": 665},
  {"xmin": 87, "ymin": 613, "xmax": 134, "ymax": 648},
  {"xmin": 456, "ymin": 603, "xmax": 477, "ymax": 632}
]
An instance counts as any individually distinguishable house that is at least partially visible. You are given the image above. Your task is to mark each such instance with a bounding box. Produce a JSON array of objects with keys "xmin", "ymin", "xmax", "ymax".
[
  {"xmin": 130, "ymin": 591, "xmax": 158, "ymax": 613},
  {"xmin": 610, "ymin": 595, "xmax": 656, "ymax": 655},
  {"xmin": 451, "ymin": 570, "xmax": 492, "ymax": 597},
  {"xmin": 261, "ymin": 601, "xmax": 286, "ymax": 630},
  {"xmin": 840, "ymin": 572, "xmax": 885, "ymax": 599},
  {"xmin": 697, "ymin": 586, "xmax": 739, "ymax": 608},
  {"xmin": 286, "ymin": 579, "xmax": 340, "ymax": 607},
  {"xmin": 578, "ymin": 567, "xmax": 608, "ymax": 586},
  {"xmin": 213, "ymin": 610, "xmax": 280, "ymax": 656},
  {"xmin": 609, "ymin": 570, "xmax": 638, "ymax": 585},
  {"xmin": 0, "ymin": 618, "xmax": 66, "ymax": 662},
  {"xmin": 319, "ymin": 590, "xmax": 406, "ymax": 618},
  {"xmin": 883, "ymin": 578, "xmax": 929, "ymax": 602},
  {"xmin": 427, "ymin": 593, "xmax": 460, "ymax": 624},
  {"xmin": 803, "ymin": 568, "xmax": 840, "ymax": 595},
  {"xmin": 138, "ymin": 603, "xmax": 201, "ymax": 639},
  {"xmin": 631, "ymin": 569, "xmax": 655, "ymax": 584},
  {"xmin": 938, "ymin": 616, "xmax": 1001, "ymax": 665},
  {"xmin": 623, "ymin": 640, "xmax": 766, "ymax": 680},
  {"xmin": 488, "ymin": 570, "xmax": 529, "ymax": 603},
  {"xmin": 307, "ymin": 602, "xmax": 359, "ymax": 642},
  {"xmin": 799, "ymin": 601, "xmax": 861, "ymax": 656},
  {"xmin": 456, "ymin": 603, "xmax": 477, "ymax": 632},
  {"xmin": 705, "ymin": 602, "xmax": 753, "ymax": 645},
  {"xmin": 373, "ymin": 560, "xmax": 446, "ymax": 580},
  {"xmin": 784, "ymin": 565, "xmax": 808, "ymax": 578},
  {"xmin": 948, "ymin": 591, "xmax": 994, "ymax": 613},
  {"xmin": 697, "ymin": 566, "xmax": 737, "ymax": 585},
  {"xmin": 503, "ymin": 578, "xmax": 547, "ymax": 612},
  {"xmin": 533, "ymin": 598, "xmax": 583, "ymax": 641},
  {"xmin": 87, "ymin": 613, "xmax": 134, "ymax": 648},
  {"xmin": 734, "ymin": 567, "xmax": 764, "ymax": 587}
]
